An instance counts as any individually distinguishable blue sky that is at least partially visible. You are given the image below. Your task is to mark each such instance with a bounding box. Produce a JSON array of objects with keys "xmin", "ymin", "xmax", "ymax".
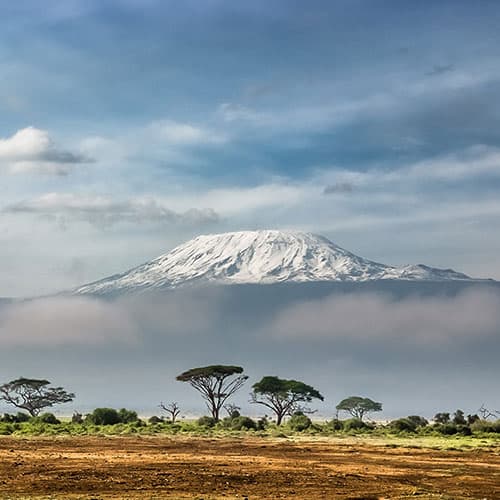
[{"xmin": 1, "ymin": 0, "xmax": 500, "ymax": 295}]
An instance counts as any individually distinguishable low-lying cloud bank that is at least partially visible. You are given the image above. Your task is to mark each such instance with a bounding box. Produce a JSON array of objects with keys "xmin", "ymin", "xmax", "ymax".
[
  {"xmin": 0, "ymin": 297, "xmax": 138, "ymax": 346},
  {"xmin": 0, "ymin": 285, "xmax": 498, "ymax": 413},
  {"xmin": 267, "ymin": 288, "xmax": 500, "ymax": 345},
  {"xmin": 0, "ymin": 286, "xmax": 498, "ymax": 349}
]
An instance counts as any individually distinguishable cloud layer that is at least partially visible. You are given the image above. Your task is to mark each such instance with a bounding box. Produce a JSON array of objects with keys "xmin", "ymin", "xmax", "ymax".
[
  {"xmin": 3, "ymin": 193, "xmax": 219, "ymax": 229},
  {"xmin": 267, "ymin": 288, "xmax": 500, "ymax": 345},
  {"xmin": 0, "ymin": 285, "xmax": 498, "ymax": 415}
]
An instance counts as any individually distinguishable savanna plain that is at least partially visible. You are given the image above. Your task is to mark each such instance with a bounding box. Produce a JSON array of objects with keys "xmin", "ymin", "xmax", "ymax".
[{"xmin": 1, "ymin": 430, "xmax": 499, "ymax": 500}]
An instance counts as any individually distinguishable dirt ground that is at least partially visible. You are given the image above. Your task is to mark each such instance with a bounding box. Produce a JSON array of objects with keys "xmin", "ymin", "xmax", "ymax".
[{"xmin": 0, "ymin": 436, "xmax": 498, "ymax": 499}]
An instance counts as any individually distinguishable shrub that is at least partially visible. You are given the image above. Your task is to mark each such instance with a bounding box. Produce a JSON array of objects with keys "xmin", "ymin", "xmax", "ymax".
[
  {"xmin": 471, "ymin": 419, "xmax": 500, "ymax": 433},
  {"xmin": 467, "ymin": 414, "xmax": 480, "ymax": 425},
  {"xmin": 342, "ymin": 418, "xmax": 372, "ymax": 431},
  {"xmin": 434, "ymin": 423, "xmax": 471, "ymax": 435},
  {"xmin": 118, "ymin": 408, "xmax": 139, "ymax": 423},
  {"xmin": 35, "ymin": 413, "xmax": 60, "ymax": 425},
  {"xmin": 453, "ymin": 409, "xmax": 467, "ymax": 425},
  {"xmin": 197, "ymin": 416, "xmax": 217, "ymax": 428},
  {"xmin": 230, "ymin": 416, "xmax": 257, "ymax": 431},
  {"xmin": 434, "ymin": 412, "xmax": 450, "ymax": 424},
  {"xmin": 0, "ymin": 412, "xmax": 30, "ymax": 423},
  {"xmin": 327, "ymin": 419, "xmax": 343, "ymax": 431},
  {"xmin": 227, "ymin": 408, "xmax": 241, "ymax": 419},
  {"xmin": 407, "ymin": 415, "xmax": 428, "ymax": 428},
  {"xmin": 72, "ymin": 412, "xmax": 84, "ymax": 424},
  {"xmin": 16, "ymin": 412, "xmax": 31, "ymax": 422},
  {"xmin": 288, "ymin": 412, "xmax": 312, "ymax": 432},
  {"xmin": 256, "ymin": 416, "xmax": 268, "ymax": 430},
  {"xmin": 390, "ymin": 418, "xmax": 417, "ymax": 433},
  {"xmin": 148, "ymin": 415, "xmax": 164, "ymax": 424},
  {"xmin": 0, "ymin": 423, "xmax": 14, "ymax": 435},
  {"xmin": 86, "ymin": 408, "xmax": 121, "ymax": 425}
]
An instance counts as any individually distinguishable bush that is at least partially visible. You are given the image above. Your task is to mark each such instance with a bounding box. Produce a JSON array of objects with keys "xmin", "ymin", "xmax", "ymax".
[
  {"xmin": 86, "ymin": 408, "xmax": 121, "ymax": 425},
  {"xmin": 327, "ymin": 419, "xmax": 343, "ymax": 431},
  {"xmin": 407, "ymin": 415, "xmax": 428, "ymax": 428},
  {"xmin": 0, "ymin": 412, "xmax": 30, "ymax": 423},
  {"xmin": 256, "ymin": 416, "xmax": 269, "ymax": 431},
  {"xmin": 148, "ymin": 415, "xmax": 164, "ymax": 424},
  {"xmin": 467, "ymin": 414, "xmax": 480, "ymax": 425},
  {"xmin": 34, "ymin": 413, "xmax": 60, "ymax": 425},
  {"xmin": 434, "ymin": 423, "xmax": 472, "ymax": 435},
  {"xmin": 453, "ymin": 409, "xmax": 467, "ymax": 425},
  {"xmin": 342, "ymin": 418, "xmax": 372, "ymax": 431},
  {"xmin": 230, "ymin": 416, "xmax": 257, "ymax": 431},
  {"xmin": 471, "ymin": 419, "xmax": 500, "ymax": 433},
  {"xmin": 0, "ymin": 423, "xmax": 14, "ymax": 435},
  {"xmin": 72, "ymin": 412, "xmax": 84, "ymax": 424},
  {"xmin": 118, "ymin": 408, "xmax": 139, "ymax": 423},
  {"xmin": 390, "ymin": 418, "xmax": 417, "ymax": 433},
  {"xmin": 197, "ymin": 416, "xmax": 217, "ymax": 428},
  {"xmin": 434, "ymin": 412, "xmax": 450, "ymax": 424},
  {"xmin": 288, "ymin": 412, "xmax": 312, "ymax": 432}
]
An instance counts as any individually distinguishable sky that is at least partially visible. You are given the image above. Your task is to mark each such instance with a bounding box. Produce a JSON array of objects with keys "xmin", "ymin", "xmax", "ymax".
[
  {"xmin": 1, "ymin": 0, "xmax": 500, "ymax": 296},
  {"xmin": 1, "ymin": 1, "xmax": 500, "ymax": 418}
]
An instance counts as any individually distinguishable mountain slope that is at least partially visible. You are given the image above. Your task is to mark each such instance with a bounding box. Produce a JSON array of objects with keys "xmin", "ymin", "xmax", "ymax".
[{"xmin": 73, "ymin": 230, "xmax": 477, "ymax": 296}]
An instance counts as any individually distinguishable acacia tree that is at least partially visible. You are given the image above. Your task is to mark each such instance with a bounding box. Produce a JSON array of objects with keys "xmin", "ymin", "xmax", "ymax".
[
  {"xmin": 176, "ymin": 365, "xmax": 248, "ymax": 421},
  {"xmin": 159, "ymin": 401, "xmax": 181, "ymax": 423},
  {"xmin": 0, "ymin": 377, "xmax": 74, "ymax": 417},
  {"xmin": 336, "ymin": 396, "xmax": 382, "ymax": 421},
  {"xmin": 250, "ymin": 376, "xmax": 324, "ymax": 425}
]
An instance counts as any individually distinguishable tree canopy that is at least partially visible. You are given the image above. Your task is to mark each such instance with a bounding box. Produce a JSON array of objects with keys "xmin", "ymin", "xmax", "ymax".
[
  {"xmin": 250, "ymin": 376, "xmax": 324, "ymax": 425},
  {"xmin": 0, "ymin": 377, "xmax": 74, "ymax": 417},
  {"xmin": 176, "ymin": 365, "xmax": 248, "ymax": 421},
  {"xmin": 336, "ymin": 396, "xmax": 382, "ymax": 421}
]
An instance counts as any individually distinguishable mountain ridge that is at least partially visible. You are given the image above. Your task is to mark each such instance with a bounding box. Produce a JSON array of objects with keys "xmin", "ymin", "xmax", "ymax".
[{"xmin": 73, "ymin": 230, "xmax": 483, "ymax": 296}]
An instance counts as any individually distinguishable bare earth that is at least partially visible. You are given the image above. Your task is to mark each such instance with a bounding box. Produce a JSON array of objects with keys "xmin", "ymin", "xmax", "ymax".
[{"xmin": 0, "ymin": 436, "xmax": 499, "ymax": 499}]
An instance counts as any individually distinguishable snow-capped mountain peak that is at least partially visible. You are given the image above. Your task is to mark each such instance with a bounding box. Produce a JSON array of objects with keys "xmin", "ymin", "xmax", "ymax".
[{"xmin": 73, "ymin": 230, "xmax": 475, "ymax": 295}]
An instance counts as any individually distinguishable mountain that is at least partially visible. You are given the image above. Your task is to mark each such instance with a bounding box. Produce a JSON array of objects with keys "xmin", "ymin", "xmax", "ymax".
[{"xmin": 73, "ymin": 230, "xmax": 480, "ymax": 296}]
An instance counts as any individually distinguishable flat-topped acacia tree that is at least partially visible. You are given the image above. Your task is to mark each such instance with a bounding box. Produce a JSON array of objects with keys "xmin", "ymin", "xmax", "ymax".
[
  {"xmin": 176, "ymin": 365, "xmax": 248, "ymax": 421},
  {"xmin": 336, "ymin": 396, "xmax": 382, "ymax": 421},
  {"xmin": 0, "ymin": 377, "xmax": 75, "ymax": 417},
  {"xmin": 250, "ymin": 376, "xmax": 324, "ymax": 425}
]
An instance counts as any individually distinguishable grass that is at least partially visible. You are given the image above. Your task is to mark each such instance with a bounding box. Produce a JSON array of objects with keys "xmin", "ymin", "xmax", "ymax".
[{"xmin": 0, "ymin": 418, "xmax": 499, "ymax": 450}]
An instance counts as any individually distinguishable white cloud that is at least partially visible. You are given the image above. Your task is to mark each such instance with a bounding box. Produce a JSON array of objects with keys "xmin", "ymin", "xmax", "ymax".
[
  {"xmin": 0, "ymin": 126, "xmax": 91, "ymax": 175},
  {"xmin": 0, "ymin": 297, "xmax": 138, "ymax": 346},
  {"xmin": 3, "ymin": 193, "xmax": 220, "ymax": 229},
  {"xmin": 150, "ymin": 119, "xmax": 227, "ymax": 145},
  {"xmin": 268, "ymin": 288, "xmax": 500, "ymax": 345}
]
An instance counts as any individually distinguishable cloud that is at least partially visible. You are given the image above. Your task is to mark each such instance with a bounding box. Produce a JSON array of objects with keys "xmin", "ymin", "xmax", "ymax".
[
  {"xmin": 0, "ymin": 290, "xmax": 223, "ymax": 348},
  {"xmin": 0, "ymin": 286, "xmax": 498, "ymax": 414},
  {"xmin": 217, "ymin": 102, "xmax": 265, "ymax": 123},
  {"xmin": 0, "ymin": 127, "xmax": 92, "ymax": 175},
  {"xmin": 0, "ymin": 297, "xmax": 138, "ymax": 346},
  {"xmin": 267, "ymin": 288, "xmax": 500, "ymax": 345},
  {"xmin": 323, "ymin": 182, "xmax": 354, "ymax": 195},
  {"xmin": 2, "ymin": 193, "xmax": 220, "ymax": 229},
  {"xmin": 426, "ymin": 64, "xmax": 455, "ymax": 77},
  {"xmin": 330, "ymin": 145, "xmax": 500, "ymax": 187},
  {"xmin": 150, "ymin": 120, "xmax": 227, "ymax": 146}
]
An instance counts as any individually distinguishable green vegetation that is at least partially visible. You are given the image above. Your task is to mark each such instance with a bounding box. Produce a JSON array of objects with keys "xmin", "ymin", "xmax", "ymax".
[
  {"xmin": 250, "ymin": 376, "xmax": 324, "ymax": 425},
  {"xmin": 0, "ymin": 368, "xmax": 498, "ymax": 449},
  {"xmin": 0, "ymin": 378, "xmax": 74, "ymax": 416},
  {"xmin": 176, "ymin": 365, "xmax": 248, "ymax": 421},
  {"xmin": 0, "ymin": 410, "xmax": 498, "ymax": 450},
  {"xmin": 336, "ymin": 396, "xmax": 382, "ymax": 421}
]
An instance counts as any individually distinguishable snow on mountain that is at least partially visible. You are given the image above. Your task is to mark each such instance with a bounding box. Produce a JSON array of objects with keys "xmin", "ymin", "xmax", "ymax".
[{"xmin": 73, "ymin": 230, "xmax": 476, "ymax": 296}]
